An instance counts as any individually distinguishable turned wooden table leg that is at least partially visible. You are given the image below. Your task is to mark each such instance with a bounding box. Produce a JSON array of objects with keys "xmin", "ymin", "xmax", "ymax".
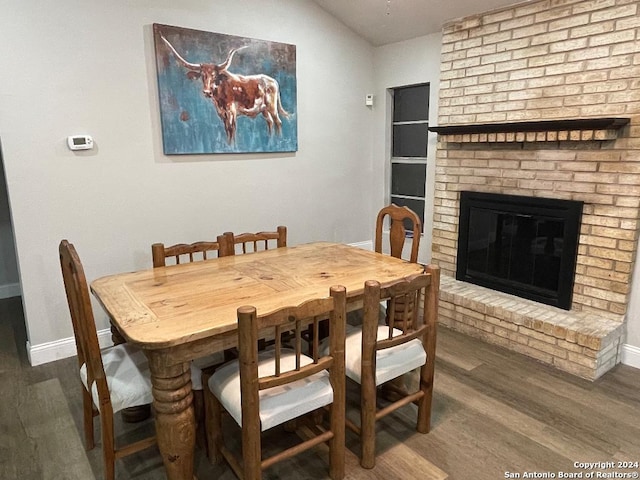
[{"xmin": 148, "ymin": 359, "xmax": 196, "ymax": 480}]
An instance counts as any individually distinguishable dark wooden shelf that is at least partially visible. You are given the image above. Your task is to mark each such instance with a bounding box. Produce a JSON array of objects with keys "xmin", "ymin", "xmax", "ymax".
[{"xmin": 428, "ymin": 117, "xmax": 630, "ymax": 135}]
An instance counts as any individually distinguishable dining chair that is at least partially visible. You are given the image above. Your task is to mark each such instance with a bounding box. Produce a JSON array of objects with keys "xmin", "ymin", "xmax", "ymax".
[
  {"xmin": 375, "ymin": 204, "xmax": 421, "ymax": 263},
  {"xmin": 344, "ymin": 267, "xmax": 440, "ymax": 469},
  {"xmin": 374, "ymin": 203, "xmax": 423, "ymax": 351},
  {"xmin": 204, "ymin": 285, "xmax": 347, "ymax": 480},
  {"xmin": 59, "ymin": 240, "xmax": 156, "ymax": 480},
  {"xmin": 151, "ymin": 237, "xmax": 229, "ymax": 267},
  {"xmin": 222, "ymin": 225, "xmax": 286, "ymax": 255}
]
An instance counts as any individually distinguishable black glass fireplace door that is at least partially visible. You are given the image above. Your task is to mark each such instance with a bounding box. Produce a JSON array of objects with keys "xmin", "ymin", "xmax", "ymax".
[{"xmin": 456, "ymin": 192, "xmax": 583, "ymax": 310}]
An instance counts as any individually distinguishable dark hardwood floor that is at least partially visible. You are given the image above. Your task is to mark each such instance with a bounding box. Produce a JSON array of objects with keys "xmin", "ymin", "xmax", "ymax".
[{"xmin": 1, "ymin": 295, "xmax": 639, "ymax": 479}]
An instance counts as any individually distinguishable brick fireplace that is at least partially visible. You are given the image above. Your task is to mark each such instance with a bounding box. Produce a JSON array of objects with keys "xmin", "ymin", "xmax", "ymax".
[{"xmin": 431, "ymin": 0, "xmax": 640, "ymax": 379}]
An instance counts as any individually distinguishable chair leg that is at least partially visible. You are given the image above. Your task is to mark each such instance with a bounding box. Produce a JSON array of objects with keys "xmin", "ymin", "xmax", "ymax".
[
  {"xmin": 204, "ymin": 386, "xmax": 223, "ymax": 464},
  {"xmin": 101, "ymin": 409, "xmax": 116, "ymax": 480},
  {"xmin": 82, "ymin": 387, "xmax": 95, "ymax": 450},
  {"xmin": 241, "ymin": 414, "xmax": 262, "ymax": 480},
  {"xmin": 417, "ymin": 363, "xmax": 434, "ymax": 433},
  {"xmin": 360, "ymin": 378, "xmax": 377, "ymax": 469},
  {"xmin": 329, "ymin": 405, "xmax": 345, "ymax": 479}
]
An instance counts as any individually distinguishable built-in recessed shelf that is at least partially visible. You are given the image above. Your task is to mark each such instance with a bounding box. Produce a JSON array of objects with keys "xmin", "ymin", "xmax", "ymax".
[{"xmin": 428, "ymin": 117, "xmax": 630, "ymax": 143}]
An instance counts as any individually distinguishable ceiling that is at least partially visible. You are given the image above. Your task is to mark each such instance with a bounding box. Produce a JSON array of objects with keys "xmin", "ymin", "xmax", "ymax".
[{"xmin": 312, "ymin": 0, "xmax": 530, "ymax": 46}]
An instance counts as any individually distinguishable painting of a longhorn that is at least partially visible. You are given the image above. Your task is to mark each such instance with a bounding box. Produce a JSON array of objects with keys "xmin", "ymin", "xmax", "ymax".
[{"xmin": 153, "ymin": 23, "xmax": 297, "ymax": 154}]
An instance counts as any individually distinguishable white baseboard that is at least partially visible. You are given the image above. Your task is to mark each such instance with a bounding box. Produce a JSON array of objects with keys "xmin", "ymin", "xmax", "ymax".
[
  {"xmin": 27, "ymin": 328, "xmax": 113, "ymax": 366},
  {"xmin": 0, "ymin": 282, "xmax": 21, "ymax": 299},
  {"xmin": 621, "ymin": 343, "xmax": 640, "ymax": 370},
  {"xmin": 348, "ymin": 240, "xmax": 373, "ymax": 250}
]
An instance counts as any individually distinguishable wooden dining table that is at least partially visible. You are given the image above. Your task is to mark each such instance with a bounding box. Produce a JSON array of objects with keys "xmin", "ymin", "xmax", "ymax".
[{"xmin": 90, "ymin": 241, "xmax": 424, "ymax": 480}]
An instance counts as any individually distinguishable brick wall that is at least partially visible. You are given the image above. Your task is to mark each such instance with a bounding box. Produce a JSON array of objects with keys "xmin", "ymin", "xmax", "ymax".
[{"xmin": 433, "ymin": 0, "xmax": 640, "ymax": 319}]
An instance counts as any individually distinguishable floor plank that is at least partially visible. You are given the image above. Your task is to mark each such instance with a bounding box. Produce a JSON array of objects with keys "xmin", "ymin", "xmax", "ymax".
[
  {"xmin": 434, "ymin": 369, "xmax": 607, "ymax": 461},
  {"xmin": 17, "ymin": 378, "xmax": 95, "ymax": 480},
  {"xmin": 0, "ymin": 319, "xmax": 42, "ymax": 480}
]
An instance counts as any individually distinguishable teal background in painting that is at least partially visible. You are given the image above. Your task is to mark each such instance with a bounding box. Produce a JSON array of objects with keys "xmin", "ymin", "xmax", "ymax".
[{"xmin": 154, "ymin": 24, "xmax": 298, "ymax": 154}]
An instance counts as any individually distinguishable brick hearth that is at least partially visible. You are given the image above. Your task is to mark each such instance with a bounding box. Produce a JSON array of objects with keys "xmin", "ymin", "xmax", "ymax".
[
  {"xmin": 431, "ymin": 0, "xmax": 640, "ymax": 379},
  {"xmin": 439, "ymin": 277, "xmax": 625, "ymax": 379}
]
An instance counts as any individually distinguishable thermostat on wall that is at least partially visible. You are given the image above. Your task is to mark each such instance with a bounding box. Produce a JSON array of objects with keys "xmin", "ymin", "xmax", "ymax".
[{"xmin": 67, "ymin": 135, "xmax": 94, "ymax": 151}]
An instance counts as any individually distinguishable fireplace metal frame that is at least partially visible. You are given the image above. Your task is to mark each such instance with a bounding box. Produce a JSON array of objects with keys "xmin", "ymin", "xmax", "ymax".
[{"xmin": 456, "ymin": 191, "xmax": 583, "ymax": 310}]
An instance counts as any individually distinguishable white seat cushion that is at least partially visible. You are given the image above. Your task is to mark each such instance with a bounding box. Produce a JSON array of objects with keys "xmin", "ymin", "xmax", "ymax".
[
  {"xmin": 323, "ymin": 325, "xmax": 426, "ymax": 386},
  {"xmin": 80, "ymin": 343, "xmax": 153, "ymax": 414},
  {"xmin": 208, "ymin": 349, "xmax": 333, "ymax": 432}
]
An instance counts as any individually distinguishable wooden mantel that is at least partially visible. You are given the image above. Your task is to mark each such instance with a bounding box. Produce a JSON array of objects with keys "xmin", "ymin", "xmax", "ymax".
[{"xmin": 428, "ymin": 117, "xmax": 630, "ymax": 143}]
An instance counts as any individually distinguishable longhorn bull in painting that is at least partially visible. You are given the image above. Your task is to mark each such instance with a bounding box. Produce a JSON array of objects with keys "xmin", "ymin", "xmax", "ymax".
[{"xmin": 160, "ymin": 35, "xmax": 289, "ymax": 145}]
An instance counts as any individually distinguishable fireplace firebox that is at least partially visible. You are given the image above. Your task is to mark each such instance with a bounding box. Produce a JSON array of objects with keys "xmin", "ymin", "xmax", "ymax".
[{"xmin": 456, "ymin": 191, "xmax": 583, "ymax": 310}]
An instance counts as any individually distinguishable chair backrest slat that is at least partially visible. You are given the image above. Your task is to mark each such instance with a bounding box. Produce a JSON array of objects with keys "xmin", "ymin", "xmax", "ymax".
[
  {"xmin": 152, "ymin": 238, "xmax": 229, "ymax": 267},
  {"xmin": 259, "ymin": 358, "xmax": 333, "ymax": 391},
  {"xmin": 375, "ymin": 204, "xmax": 421, "ymax": 263},
  {"xmin": 312, "ymin": 318, "xmax": 321, "ymax": 363},
  {"xmin": 377, "ymin": 327, "xmax": 426, "ymax": 351},
  {"xmin": 224, "ymin": 225, "xmax": 287, "ymax": 256}
]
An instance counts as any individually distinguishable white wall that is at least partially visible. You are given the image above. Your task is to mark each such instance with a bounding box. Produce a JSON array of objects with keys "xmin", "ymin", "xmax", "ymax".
[
  {"xmin": 0, "ymin": 0, "xmax": 375, "ymax": 357},
  {"xmin": 372, "ymin": 33, "xmax": 443, "ymax": 264},
  {"xmin": 624, "ymin": 244, "xmax": 640, "ymax": 367}
]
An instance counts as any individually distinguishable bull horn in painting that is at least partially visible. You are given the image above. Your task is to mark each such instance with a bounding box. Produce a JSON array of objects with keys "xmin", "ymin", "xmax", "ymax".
[
  {"xmin": 218, "ymin": 45, "xmax": 248, "ymax": 71},
  {"xmin": 160, "ymin": 35, "xmax": 202, "ymax": 71}
]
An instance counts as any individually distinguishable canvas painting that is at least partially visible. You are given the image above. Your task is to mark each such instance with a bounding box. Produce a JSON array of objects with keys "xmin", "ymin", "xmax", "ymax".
[{"xmin": 153, "ymin": 23, "xmax": 297, "ymax": 154}]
